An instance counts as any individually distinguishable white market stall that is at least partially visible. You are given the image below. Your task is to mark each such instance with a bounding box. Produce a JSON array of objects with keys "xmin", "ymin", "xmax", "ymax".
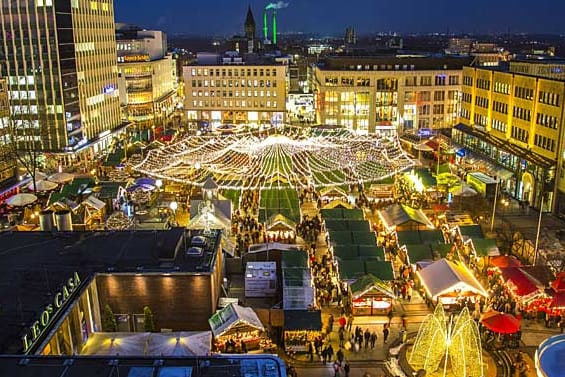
[{"xmin": 208, "ymin": 303, "xmax": 266, "ymax": 352}]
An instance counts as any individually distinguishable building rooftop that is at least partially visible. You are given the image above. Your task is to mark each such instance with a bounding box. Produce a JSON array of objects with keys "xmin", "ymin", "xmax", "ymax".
[
  {"xmin": 318, "ymin": 54, "xmax": 474, "ymax": 71},
  {"xmin": 0, "ymin": 228, "xmax": 222, "ymax": 354},
  {"xmin": 0, "ymin": 355, "xmax": 286, "ymax": 377}
]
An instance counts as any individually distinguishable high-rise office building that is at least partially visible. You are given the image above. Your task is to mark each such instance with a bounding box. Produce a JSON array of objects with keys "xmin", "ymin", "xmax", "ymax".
[
  {"xmin": 0, "ymin": 0, "xmax": 125, "ymax": 161},
  {"xmin": 455, "ymin": 60, "xmax": 565, "ymax": 213},
  {"xmin": 0, "ymin": 78, "xmax": 15, "ymax": 186}
]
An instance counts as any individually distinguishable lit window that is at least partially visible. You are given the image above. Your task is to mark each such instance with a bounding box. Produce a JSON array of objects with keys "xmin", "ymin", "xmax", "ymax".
[{"xmin": 90, "ymin": 1, "xmax": 98, "ymax": 10}]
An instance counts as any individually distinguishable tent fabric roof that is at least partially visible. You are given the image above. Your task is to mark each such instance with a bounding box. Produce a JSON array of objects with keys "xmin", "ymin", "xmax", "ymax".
[
  {"xmin": 187, "ymin": 210, "xmax": 231, "ymax": 231},
  {"xmin": 489, "ymin": 255, "xmax": 523, "ymax": 268},
  {"xmin": 265, "ymin": 213, "xmax": 296, "ymax": 231},
  {"xmin": 418, "ymin": 259, "xmax": 488, "ymax": 298},
  {"xmin": 337, "ymin": 260, "xmax": 366, "ymax": 281},
  {"xmin": 350, "ymin": 274, "xmax": 395, "ymax": 299},
  {"xmin": 208, "ymin": 303, "xmax": 264, "ymax": 337},
  {"xmin": 499, "ymin": 267, "xmax": 540, "ymax": 297},
  {"xmin": 284, "ymin": 310, "xmax": 322, "ymax": 331},
  {"xmin": 82, "ymin": 195, "xmax": 106, "ymax": 211},
  {"xmin": 471, "ymin": 238, "xmax": 500, "ymax": 257},
  {"xmin": 378, "ymin": 204, "xmax": 434, "ymax": 229}
]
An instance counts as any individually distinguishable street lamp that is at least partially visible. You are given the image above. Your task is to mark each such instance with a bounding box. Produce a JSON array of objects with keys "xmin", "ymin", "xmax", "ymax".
[
  {"xmin": 156, "ymin": 179, "xmax": 163, "ymax": 191},
  {"xmin": 169, "ymin": 201, "xmax": 178, "ymax": 226},
  {"xmin": 500, "ymin": 198, "xmax": 509, "ymax": 225}
]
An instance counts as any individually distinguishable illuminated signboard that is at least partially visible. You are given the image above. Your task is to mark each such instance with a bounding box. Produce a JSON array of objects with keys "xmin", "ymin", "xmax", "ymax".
[
  {"xmin": 123, "ymin": 54, "xmax": 150, "ymax": 63},
  {"xmin": 22, "ymin": 272, "xmax": 81, "ymax": 352}
]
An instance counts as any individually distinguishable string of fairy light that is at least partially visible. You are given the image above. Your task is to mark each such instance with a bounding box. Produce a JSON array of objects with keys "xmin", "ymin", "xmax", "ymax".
[{"xmin": 133, "ymin": 129, "xmax": 415, "ymax": 190}]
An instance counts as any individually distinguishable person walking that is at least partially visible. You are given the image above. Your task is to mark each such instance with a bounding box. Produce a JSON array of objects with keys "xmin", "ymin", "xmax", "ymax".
[
  {"xmin": 339, "ymin": 327, "xmax": 345, "ymax": 347},
  {"xmin": 343, "ymin": 361, "xmax": 350, "ymax": 377},
  {"xmin": 383, "ymin": 324, "xmax": 390, "ymax": 344},
  {"xmin": 370, "ymin": 331, "xmax": 377, "ymax": 349},
  {"xmin": 333, "ymin": 360, "xmax": 342, "ymax": 377},
  {"xmin": 347, "ymin": 314, "xmax": 354, "ymax": 333},
  {"xmin": 364, "ymin": 328, "xmax": 371, "ymax": 350},
  {"xmin": 336, "ymin": 348, "xmax": 344, "ymax": 364}
]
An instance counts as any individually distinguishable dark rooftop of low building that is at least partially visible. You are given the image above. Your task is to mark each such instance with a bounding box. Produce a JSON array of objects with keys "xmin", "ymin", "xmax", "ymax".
[
  {"xmin": 0, "ymin": 355, "xmax": 286, "ymax": 377},
  {"xmin": 0, "ymin": 228, "xmax": 222, "ymax": 354}
]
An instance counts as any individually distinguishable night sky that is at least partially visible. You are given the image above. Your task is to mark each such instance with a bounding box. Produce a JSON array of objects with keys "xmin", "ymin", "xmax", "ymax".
[{"xmin": 114, "ymin": 0, "xmax": 564, "ymax": 36}]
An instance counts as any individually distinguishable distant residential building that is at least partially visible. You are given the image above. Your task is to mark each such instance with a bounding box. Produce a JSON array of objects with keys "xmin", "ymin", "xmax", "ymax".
[
  {"xmin": 0, "ymin": 78, "xmax": 15, "ymax": 186},
  {"xmin": 116, "ymin": 25, "xmax": 179, "ymax": 129},
  {"xmin": 183, "ymin": 52, "xmax": 288, "ymax": 129},
  {"xmin": 0, "ymin": 0, "xmax": 125, "ymax": 161},
  {"xmin": 456, "ymin": 60, "xmax": 565, "ymax": 214},
  {"xmin": 446, "ymin": 39, "xmax": 510, "ymax": 67},
  {"xmin": 312, "ymin": 55, "xmax": 472, "ymax": 134}
]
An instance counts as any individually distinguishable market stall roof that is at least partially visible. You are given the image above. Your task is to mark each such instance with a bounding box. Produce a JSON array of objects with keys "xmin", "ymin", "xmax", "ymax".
[
  {"xmin": 281, "ymin": 249, "xmax": 309, "ymax": 269},
  {"xmin": 265, "ymin": 213, "xmax": 296, "ymax": 231},
  {"xmin": 551, "ymin": 291, "xmax": 565, "ymax": 309},
  {"xmin": 417, "ymin": 259, "xmax": 488, "ymax": 299},
  {"xmin": 319, "ymin": 186, "xmax": 349, "ymax": 199},
  {"xmin": 350, "ymin": 274, "xmax": 395, "ymax": 299},
  {"xmin": 82, "ymin": 195, "xmax": 106, "ymax": 211},
  {"xmin": 208, "ymin": 303, "xmax": 264, "ymax": 338},
  {"xmin": 337, "ymin": 260, "xmax": 366, "ymax": 281},
  {"xmin": 470, "ymin": 238, "xmax": 500, "ymax": 257},
  {"xmin": 459, "ymin": 225, "xmax": 484, "ymax": 239},
  {"xmin": 419, "ymin": 229, "xmax": 445, "ymax": 244},
  {"xmin": 284, "ymin": 310, "xmax": 322, "ymax": 331},
  {"xmin": 397, "ymin": 230, "xmax": 421, "ymax": 245},
  {"xmin": 404, "ymin": 244, "xmax": 433, "ymax": 264},
  {"xmin": 480, "ymin": 311, "xmax": 521, "ymax": 334},
  {"xmin": 187, "ymin": 210, "xmax": 231, "ymax": 231},
  {"xmin": 320, "ymin": 208, "xmax": 364, "ymax": 220},
  {"xmin": 378, "ymin": 204, "xmax": 434, "ymax": 230},
  {"xmin": 499, "ymin": 267, "xmax": 540, "ymax": 297},
  {"xmin": 431, "ymin": 243, "xmax": 454, "ymax": 259},
  {"xmin": 489, "ymin": 255, "xmax": 523, "ymax": 268},
  {"xmin": 333, "ymin": 245, "xmax": 384, "ymax": 261},
  {"xmin": 322, "ymin": 199, "xmax": 354, "ymax": 210},
  {"xmin": 364, "ymin": 261, "xmax": 395, "ymax": 281},
  {"xmin": 324, "ymin": 219, "xmax": 370, "ymax": 232}
]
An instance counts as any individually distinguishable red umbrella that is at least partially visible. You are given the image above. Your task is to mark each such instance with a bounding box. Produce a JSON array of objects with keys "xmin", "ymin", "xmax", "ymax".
[
  {"xmin": 480, "ymin": 310, "xmax": 521, "ymax": 334},
  {"xmin": 338, "ymin": 317, "xmax": 346, "ymax": 328}
]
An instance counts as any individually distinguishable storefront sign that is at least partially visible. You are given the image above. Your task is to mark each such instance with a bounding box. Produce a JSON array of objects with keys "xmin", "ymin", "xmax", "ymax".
[
  {"xmin": 22, "ymin": 272, "xmax": 81, "ymax": 352},
  {"xmin": 123, "ymin": 54, "xmax": 150, "ymax": 62}
]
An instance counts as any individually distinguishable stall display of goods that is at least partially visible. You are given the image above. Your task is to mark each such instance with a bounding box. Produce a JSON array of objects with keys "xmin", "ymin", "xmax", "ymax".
[{"xmin": 284, "ymin": 330, "xmax": 321, "ymax": 352}]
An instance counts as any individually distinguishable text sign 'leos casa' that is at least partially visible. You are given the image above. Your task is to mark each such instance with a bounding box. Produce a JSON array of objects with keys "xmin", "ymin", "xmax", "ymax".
[{"xmin": 22, "ymin": 272, "xmax": 81, "ymax": 352}]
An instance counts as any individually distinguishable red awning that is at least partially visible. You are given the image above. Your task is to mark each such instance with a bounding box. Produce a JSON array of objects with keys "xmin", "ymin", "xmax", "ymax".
[
  {"xmin": 551, "ymin": 291, "xmax": 565, "ymax": 309},
  {"xmin": 499, "ymin": 267, "xmax": 540, "ymax": 297},
  {"xmin": 426, "ymin": 140, "xmax": 439, "ymax": 150},
  {"xmin": 489, "ymin": 255, "xmax": 523, "ymax": 268},
  {"xmin": 552, "ymin": 272, "xmax": 565, "ymax": 292},
  {"xmin": 480, "ymin": 310, "xmax": 521, "ymax": 334}
]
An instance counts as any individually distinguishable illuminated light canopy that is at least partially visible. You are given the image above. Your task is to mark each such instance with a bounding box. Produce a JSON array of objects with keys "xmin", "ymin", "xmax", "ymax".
[{"xmin": 133, "ymin": 127, "xmax": 415, "ymax": 190}]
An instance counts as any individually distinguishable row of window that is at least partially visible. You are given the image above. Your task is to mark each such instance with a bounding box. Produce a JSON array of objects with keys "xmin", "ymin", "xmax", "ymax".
[
  {"xmin": 493, "ymin": 101, "xmax": 508, "ymax": 114},
  {"xmin": 536, "ymin": 113, "xmax": 559, "ymax": 130},
  {"xmin": 534, "ymin": 134, "xmax": 556, "ymax": 152},
  {"xmin": 515, "ymin": 86, "xmax": 534, "ymax": 101},
  {"xmin": 513, "ymin": 106, "xmax": 532, "ymax": 121},
  {"xmin": 493, "ymin": 82, "xmax": 510, "ymax": 94},
  {"xmin": 492, "ymin": 119, "xmax": 507, "ymax": 133},
  {"xmin": 475, "ymin": 96, "xmax": 489, "ymax": 109},
  {"xmin": 462, "ymin": 92, "xmax": 472, "ymax": 103},
  {"xmin": 476, "ymin": 78, "xmax": 490, "ymax": 90},
  {"xmin": 539, "ymin": 91, "xmax": 560, "ymax": 107},
  {"xmin": 191, "ymin": 90, "xmax": 277, "ymax": 98},
  {"xmin": 191, "ymin": 100, "xmax": 279, "ymax": 108},
  {"xmin": 511, "ymin": 126, "xmax": 529, "ymax": 143},
  {"xmin": 191, "ymin": 79, "xmax": 277, "ymax": 88},
  {"xmin": 190, "ymin": 68, "xmax": 278, "ymax": 78},
  {"xmin": 324, "ymin": 75, "xmax": 459, "ymax": 88},
  {"xmin": 474, "ymin": 113, "xmax": 488, "ymax": 127}
]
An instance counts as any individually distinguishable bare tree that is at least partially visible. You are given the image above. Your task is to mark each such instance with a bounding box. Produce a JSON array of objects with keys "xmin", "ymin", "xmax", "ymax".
[{"xmin": 7, "ymin": 110, "xmax": 41, "ymax": 193}]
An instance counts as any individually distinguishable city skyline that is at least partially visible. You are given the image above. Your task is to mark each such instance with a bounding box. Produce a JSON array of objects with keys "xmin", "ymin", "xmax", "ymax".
[{"xmin": 114, "ymin": 0, "xmax": 565, "ymax": 36}]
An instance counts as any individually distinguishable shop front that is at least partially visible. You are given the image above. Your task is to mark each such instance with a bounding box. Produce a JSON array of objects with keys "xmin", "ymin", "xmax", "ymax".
[
  {"xmin": 208, "ymin": 303, "xmax": 267, "ymax": 353},
  {"xmin": 349, "ymin": 274, "xmax": 395, "ymax": 316},
  {"xmin": 283, "ymin": 310, "xmax": 322, "ymax": 353}
]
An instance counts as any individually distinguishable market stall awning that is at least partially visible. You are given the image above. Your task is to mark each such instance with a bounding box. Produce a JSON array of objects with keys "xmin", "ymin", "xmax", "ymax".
[
  {"xmin": 364, "ymin": 261, "xmax": 395, "ymax": 281},
  {"xmin": 350, "ymin": 274, "xmax": 395, "ymax": 299},
  {"xmin": 552, "ymin": 272, "xmax": 565, "ymax": 292},
  {"xmin": 81, "ymin": 332, "xmax": 150, "ymax": 356},
  {"xmin": 480, "ymin": 311, "xmax": 521, "ymax": 334},
  {"xmin": 208, "ymin": 303, "xmax": 264, "ymax": 338},
  {"xmin": 551, "ymin": 291, "xmax": 565, "ymax": 309},
  {"xmin": 283, "ymin": 310, "xmax": 322, "ymax": 331},
  {"xmin": 417, "ymin": 259, "xmax": 488, "ymax": 299},
  {"xmin": 499, "ymin": 267, "xmax": 540, "ymax": 297},
  {"xmin": 471, "ymin": 238, "xmax": 500, "ymax": 257},
  {"xmin": 378, "ymin": 204, "xmax": 434, "ymax": 230}
]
